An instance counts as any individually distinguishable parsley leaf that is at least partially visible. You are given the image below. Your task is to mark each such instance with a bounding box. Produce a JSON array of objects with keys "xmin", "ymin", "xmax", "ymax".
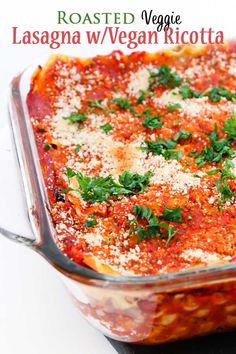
[
  {"xmin": 207, "ymin": 160, "xmax": 235, "ymax": 179},
  {"xmin": 173, "ymin": 129, "xmax": 192, "ymax": 142},
  {"xmin": 44, "ymin": 143, "xmax": 52, "ymax": 150},
  {"xmin": 141, "ymin": 139, "xmax": 182, "ymax": 160},
  {"xmin": 159, "ymin": 206, "xmax": 182, "ymax": 223},
  {"xmin": 88, "ymin": 99, "xmax": 104, "ymax": 110},
  {"xmin": 112, "ymin": 97, "xmax": 139, "ymax": 116},
  {"xmin": 141, "ymin": 129, "xmax": 191, "ymax": 160},
  {"xmin": 142, "ymin": 110, "xmax": 164, "ymax": 129},
  {"xmin": 216, "ymin": 179, "xmax": 234, "ymax": 203},
  {"xmin": 113, "ymin": 97, "xmax": 132, "ymax": 110},
  {"xmin": 63, "ymin": 113, "xmax": 88, "ymax": 123},
  {"xmin": 167, "ymin": 103, "xmax": 182, "ymax": 112},
  {"xmin": 133, "ymin": 205, "xmax": 153, "ymax": 221},
  {"xmin": 179, "ymin": 84, "xmax": 236, "ymax": 103},
  {"xmin": 131, "ymin": 205, "xmax": 164, "ymax": 243},
  {"xmin": 106, "ymin": 109, "xmax": 115, "ymax": 114},
  {"xmin": 129, "ymin": 205, "xmax": 180, "ymax": 246},
  {"xmin": 223, "ymin": 116, "xmax": 236, "ymax": 139},
  {"xmin": 65, "ymin": 167, "xmax": 77, "ymax": 179},
  {"xmin": 149, "ymin": 65, "xmax": 183, "ymax": 88},
  {"xmin": 193, "ymin": 124, "xmax": 234, "ymax": 167},
  {"xmin": 165, "ymin": 225, "xmax": 177, "ymax": 246},
  {"xmin": 100, "ymin": 123, "xmax": 113, "ymax": 134},
  {"xmin": 179, "ymin": 84, "xmax": 201, "ymax": 99},
  {"xmin": 74, "ymin": 144, "xmax": 82, "ymax": 153},
  {"xmin": 74, "ymin": 173, "xmax": 119, "ymax": 203},
  {"xmin": 119, "ymin": 170, "xmax": 153, "ymax": 193},
  {"xmin": 207, "ymin": 160, "xmax": 236, "ymax": 207},
  {"xmin": 84, "ymin": 214, "xmax": 97, "ymax": 227},
  {"xmin": 203, "ymin": 86, "xmax": 235, "ymax": 103},
  {"xmin": 137, "ymin": 89, "xmax": 153, "ymax": 104}
]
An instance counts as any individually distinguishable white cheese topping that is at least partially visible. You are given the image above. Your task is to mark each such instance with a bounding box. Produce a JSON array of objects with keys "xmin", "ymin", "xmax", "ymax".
[
  {"xmin": 127, "ymin": 66, "xmax": 152, "ymax": 97},
  {"xmin": 181, "ymin": 248, "xmax": 231, "ymax": 265}
]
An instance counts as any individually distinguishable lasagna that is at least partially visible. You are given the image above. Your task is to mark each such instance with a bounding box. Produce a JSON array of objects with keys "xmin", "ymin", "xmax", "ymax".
[{"xmin": 27, "ymin": 43, "xmax": 236, "ymax": 277}]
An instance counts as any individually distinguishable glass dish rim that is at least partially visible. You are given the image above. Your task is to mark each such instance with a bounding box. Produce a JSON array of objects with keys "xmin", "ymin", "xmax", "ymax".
[{"xmin": 8, "ymin": 47, "xmax": 236, "ymax": 287}]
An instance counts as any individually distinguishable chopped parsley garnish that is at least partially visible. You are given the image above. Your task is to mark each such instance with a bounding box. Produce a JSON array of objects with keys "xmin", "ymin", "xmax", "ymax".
[
  {"xmin": 207, "ymin": 160, "xmax": 236, "ymax": 207},
  {"xmin": 167, "ymin": 103, "xmax": 182, "ymax": 112},
  {"xmin": 65, "ymin": 167, "xmax": 76, "ymax": 179},
  {"xmin": 65, "ymin": 169, "xmax": 153, "ymax": 203},
  {"xmin": 84, "ymin": 214, "xmax": 97, "ymax": 227},
  {"xmin": 106, "ymin": 109, "xmax": 115, "ymax": 114},
  {"xmin": 137, "ymin": 89, "xmax": 153, "ymax": 104},
  {"xmin": 141, "ymin": 139, "xmax": 181, "ymax": 160},
  {"xmin": 203, "ymin": 86, "xmax": 236, "ymax": 103},
  {"xmin": 100, "ymin": 122, "xmax": 113, "ymax": 134},
  {"xmin": 173, "ymin": 129, "xmax": 192, "ymax": 141},
  {"xmin": 179, "ymin": 84, "xmax": 201, "ymax": 99},
  {"xmin": 159, "ymin": 206, "xmax": 182, "ymax": 223},
  {"xmin": 216, "ymin": 179, "xmax": 234, "ymax": 206},
  {"xmin": 88, "ymin": 99, "xmax": 104, "ymax": 110},
  {"xmin": 149, "ymin": 65, "xmax": 183, "ymax": 88},
  {"xmin": 142, "ymin": 109, "xmax": 164, "ymax": 129},
  {"xmin": 206, "ymin": 159, "xmax": 235, "ymax": 179},
  {"xmin": 44, "ymin": 143, "xmax": 52, "ymax": 150},
  {"xmin": 222, "ymin": 115, "xmax": 236, "ymax": 139},
  {"xmin": 118, "ymin": 170, "xmax": 153, "ymax": 193},
  {"xmin": 111, "ymin": 97, "xmax": 139, "ymax": 116},
  {"xmin": 71, "ymin": 173, "xmax": 121, "ymax": 203},
  {"xmin": 129, "ymin": 205, "xmax": 182, "ymax": 246},
  {"xmin": 113, "ymin": 97, "xmax": 132, "ymax": 110},
  {"xmin": 193, "ymin": 123, "xmax": 234, "ymax": 167},
  {"xmin": 141, "ymin": 129, "xmax": 192, "ymax": 160},
  {"xmin": 179, "ymin": 84, "xmax": 236, "ymax": 103},
  {"xmin": 63, "ymin": 113, "xmax": 88, "ymax": 123},
  {"xmin": 74, "ymin": 144, "xmax": 82, "ymax": 153}
]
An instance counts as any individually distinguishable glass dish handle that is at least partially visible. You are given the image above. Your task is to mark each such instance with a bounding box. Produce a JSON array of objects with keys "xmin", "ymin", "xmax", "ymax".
[
  {"xmin": 0, "ymin": 227, "xmax": 34, "ymax": 247},
  {"xmin": 0, "ymin": 94, "xmax": 35, "ymax": 247}
]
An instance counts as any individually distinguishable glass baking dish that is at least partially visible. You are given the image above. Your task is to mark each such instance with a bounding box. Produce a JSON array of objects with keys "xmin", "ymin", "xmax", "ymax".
[{"xmin": 4, "ymin": 52, "xmax": 236, "ymax": 345}]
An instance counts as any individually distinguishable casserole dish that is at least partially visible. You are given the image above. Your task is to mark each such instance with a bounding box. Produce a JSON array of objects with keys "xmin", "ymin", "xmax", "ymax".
[{"xmin": 4, "ymin": 43, "xmax": 236, "ymax": 345}]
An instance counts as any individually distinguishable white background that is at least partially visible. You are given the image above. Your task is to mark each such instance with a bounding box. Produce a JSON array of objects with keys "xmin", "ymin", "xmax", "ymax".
[{"xmin": 0, "ymin": 0, "xmax": 236, "ymax": 353}]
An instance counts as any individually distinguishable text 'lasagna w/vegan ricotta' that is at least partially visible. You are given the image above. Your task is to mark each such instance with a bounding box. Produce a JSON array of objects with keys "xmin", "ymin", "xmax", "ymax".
[{"xmin": 27, "ymin": 43, "xmax": 236, "ymax": 276}]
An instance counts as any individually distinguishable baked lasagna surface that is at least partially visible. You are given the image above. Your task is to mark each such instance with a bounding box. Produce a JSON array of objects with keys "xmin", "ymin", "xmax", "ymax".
[{"xmin": 27, "ymin": 44, "xmax": 236, "ymax": 276}]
